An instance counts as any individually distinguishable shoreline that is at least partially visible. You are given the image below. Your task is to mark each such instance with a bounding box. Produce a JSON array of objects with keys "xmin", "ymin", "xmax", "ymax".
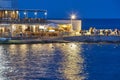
[
  {"xmin": 0, "ymin": 39, "xmax": 70, "ymax": 44},
  {"xmin": 1, "ymin": 35, "xmax": 120, "ymax": 44}
]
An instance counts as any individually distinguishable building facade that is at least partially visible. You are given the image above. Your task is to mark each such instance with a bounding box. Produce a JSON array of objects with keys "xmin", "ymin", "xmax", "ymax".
[{"xmin": 0, "ymin": 0, "xmax": 82, "ymax": 38}]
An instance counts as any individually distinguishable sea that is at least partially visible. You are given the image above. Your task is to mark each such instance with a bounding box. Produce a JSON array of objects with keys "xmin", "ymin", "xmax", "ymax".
[
  {"xmin": 0, "ymin": 19, "xmax": 120, "ymax": 80},
  {"xmin": 82, "ymin": 19, "xmax": 120, "ymax": 30},
  {"xmin": 0, "ymin": 43, "xmax": 120, "ymax": 80}
]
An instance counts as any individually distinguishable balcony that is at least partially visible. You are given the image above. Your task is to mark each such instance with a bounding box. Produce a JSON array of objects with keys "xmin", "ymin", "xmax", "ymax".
[{"xmin": 0, "ymin": 18, "xmax": 47, "ymax": 24}]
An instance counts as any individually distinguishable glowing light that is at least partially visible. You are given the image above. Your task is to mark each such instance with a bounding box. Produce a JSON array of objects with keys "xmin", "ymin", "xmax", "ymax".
[
  {"xmin": 24, "ymin": 11, "xmax": 27, "ymax": 18},
  {"xmin": 22, "ymin": 25, "xmax": 26, "ymax": 31},
  {"xmin": 70, "ymin": 14, "xmax": 76, "ymax": 31},
  {"xmin": 24, "ymin": 11, "xmax": 27, "ymax": 15},
  {"xmin": 16, "ymin": 11, "xmax": 19, "ymax": 14},
  {"xmin": 44, "ymin": 12, "xmax": 47, "ymax": 15},
  {"xmin": 49, "ymin": 30, "xmax": 55, "ymax": 32},
  {"xmin": 71, "ymin": 14, "xmax": 76, "ymax": 19},
  {"xmin": 34, "ymin": 12, "xmax": 37, "ymax": 15},
  {"xmin": 5, "ymin": 11, "xmax": 8, "ymax": 14},
  {"xmin": 12, "ymin": 11, "xmax": 15, "ymax": 14},
  {"xmin": 63, "ymin": 25, "xmax": 67, "ymax": 27},
  {"xmin": 39, "ymin": 25, "xmax": 45, "ymax": 29}
]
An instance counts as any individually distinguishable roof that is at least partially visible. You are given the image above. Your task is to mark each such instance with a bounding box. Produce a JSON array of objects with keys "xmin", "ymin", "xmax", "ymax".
[{"xmin": 0, "ymin": 8, "xmax": 47, "ymax": 12}]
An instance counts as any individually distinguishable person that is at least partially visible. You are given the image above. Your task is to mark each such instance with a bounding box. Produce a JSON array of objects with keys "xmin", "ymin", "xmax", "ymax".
[
  {"xmin": 80, "ymin": 30, "xmax": 83, "ymax": 35},
  {"xmin": 20, "ymin": 32, "xmax": 23, "ymax": 37},
  {"xmin": 93, "ymin": 27, "xmax": 97, "ymax": 35},
  {"xmin": 89, "ymin": 27, "xmax": 94, "ymax": 35},
  {"xmin": 114, "ymin": 29, "xmax": 119, "ymax": 35}
]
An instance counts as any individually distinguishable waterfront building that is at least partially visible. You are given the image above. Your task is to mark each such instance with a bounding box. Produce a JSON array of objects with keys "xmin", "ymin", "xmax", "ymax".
[{"xmin": 0, "ymin": 0, "xmax": 82, "ymax": 38}]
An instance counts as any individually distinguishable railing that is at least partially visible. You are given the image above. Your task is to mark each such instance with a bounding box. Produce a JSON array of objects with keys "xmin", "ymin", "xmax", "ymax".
[{"xmin": 0, "ymin": 18, "xmax": 47, "ymax": 23}]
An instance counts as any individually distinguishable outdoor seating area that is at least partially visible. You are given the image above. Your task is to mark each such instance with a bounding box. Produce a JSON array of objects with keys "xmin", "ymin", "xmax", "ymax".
[
  {"xmin": 0, "ymin": 18, "xmax": 46, "ymax": 23},
  {"xmin": 0, "ymin": 23, "xmax": 73, "ymax": 40},
  {"xmin": 80, "ymin": 27, "xmax": 120, "ymax": 36}
]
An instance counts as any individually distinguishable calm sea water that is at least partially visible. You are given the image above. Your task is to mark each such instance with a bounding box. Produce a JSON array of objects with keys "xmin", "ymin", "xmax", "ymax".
[
  {"xmin": 82, "ymin": 19, "xmax": 120, "ymax": 30},
  {"xmin": 0, "ymin": 43, "xmax": 120, "ymax": 80}
]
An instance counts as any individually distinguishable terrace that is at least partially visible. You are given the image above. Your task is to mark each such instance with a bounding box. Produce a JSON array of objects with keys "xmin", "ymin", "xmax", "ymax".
[
  {"xmin": 0, "ymin": 9, "xmax": 47, "ymax": 23},
  {"xmin": 0, "ymin": 18, "xmax": 46, "ymax": 24}
]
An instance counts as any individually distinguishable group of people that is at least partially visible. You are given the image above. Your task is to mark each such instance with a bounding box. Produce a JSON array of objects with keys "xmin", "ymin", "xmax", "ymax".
[{"xmin": 80, "ymin": 27, "xmax": 120, "ymax": 36}]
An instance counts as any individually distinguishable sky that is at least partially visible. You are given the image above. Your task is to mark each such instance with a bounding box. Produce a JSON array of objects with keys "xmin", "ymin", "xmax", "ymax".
[
  {"xmin": 17, "ymin": 0, "xmax": 120, "ymax": 19},
  {"xmin": 0, "ymin": 0, "xmax": 12, "ymax": 8}
]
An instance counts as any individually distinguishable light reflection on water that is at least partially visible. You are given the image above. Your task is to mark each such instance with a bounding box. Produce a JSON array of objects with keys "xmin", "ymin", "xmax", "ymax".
[{"xmin": 0, "ymin": 43, "xmax": 86, "ymax": 80}]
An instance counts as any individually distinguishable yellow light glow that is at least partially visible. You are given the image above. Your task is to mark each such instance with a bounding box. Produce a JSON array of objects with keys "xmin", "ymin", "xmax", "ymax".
[
  {"xmin": 12, "ymin": 11, "xmax": 15, "ymax": 14},
  {"xmin": 63, "ymin": 25, "xmax": 67, "ymax": 27},
  {"xmin": 5, "ymin": 11, "xmax": 8, "ymax": 14},
  {"xmin": 58, "ymin": 43, "xmax": 85, "ymax": 80},
  {"xmin": 22, "ymin": 25, "xmax": 26, "ymax": 32}
]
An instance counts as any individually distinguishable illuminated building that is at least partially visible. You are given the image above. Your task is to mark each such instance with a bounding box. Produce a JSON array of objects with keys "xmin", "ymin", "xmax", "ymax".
[{"xmin": 0, "ymin": 0, "xmax": 82, "ymax": 38}]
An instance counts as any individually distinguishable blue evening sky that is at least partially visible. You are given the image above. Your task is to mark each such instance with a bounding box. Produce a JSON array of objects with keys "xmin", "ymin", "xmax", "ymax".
[{"xmin": 18, "ymin": 0, "xmax": 120, "ymax": 19}]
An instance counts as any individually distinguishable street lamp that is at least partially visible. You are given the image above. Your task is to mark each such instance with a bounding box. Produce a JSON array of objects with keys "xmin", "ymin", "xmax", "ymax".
[
  {"xmin": 16, "ymin": 11, "xmax": 19, "ymax": 14},
  {"xmin": 71, "ymin": 14, "xmax": 76, "ymax": 31},
  {"xmin": 16, "ymin": 11, "xmax": 20, "ymax": 19},
  {"xmin": 71, "ymin": 14, "xmax": 76, "ymax": 20},
  {"xmin": 44, "ymin": 12, "xmax": 47, "ymax": 19},
  {"xmin": 24, "ymin": 11, "xmax": 27, "ymax": 18},
  {"xmin": 34, "ymin": 12, "xmax": 37, "ymax": 18},
  {"xmin": 5, "ymin": 10, "xmax": 8, "ymax": 18}
]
